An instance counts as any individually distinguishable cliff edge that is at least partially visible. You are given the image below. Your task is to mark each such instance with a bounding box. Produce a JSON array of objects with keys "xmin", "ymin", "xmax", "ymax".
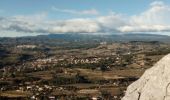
[{"xmin": 122, "ymin": 54, "xmax": 170, "ymax": 100}]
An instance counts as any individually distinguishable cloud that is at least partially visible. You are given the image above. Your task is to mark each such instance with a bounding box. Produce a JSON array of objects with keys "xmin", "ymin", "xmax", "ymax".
[
  {"xmin": 48, "ymin": 19, "xmax": 101, "ymax": 33},
  {"xmin": 0, "ymin": 13, "xmax": 49, "ymax": 33},
  {"xmin": 97, "ymin": 13, "xmax": 127, "ymax": 32},
  {"xmin": 1, "ymin": 1, "xmax": 170, "ymax": 37},
  {"xmin": 0, "ymin": 17, "xmax": 99, "ymax": 34},
  {"xmin": 0, "ymin": 13, "xmax": 123, "ymax": 34},
  {"xmin": 119, "ymin": 1, "xmax": 170, "ymax": 33},
  {"xmin": 150, "ymin": 1, "xmax": 164, "ymax": 7},
  {"xmin": 52, "ymin": 7, "xmax": 99, "ymax": 16}
]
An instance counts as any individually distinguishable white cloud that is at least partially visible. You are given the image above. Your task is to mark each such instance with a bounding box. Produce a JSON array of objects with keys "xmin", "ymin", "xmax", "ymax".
[
  {"xmin": 97, "ymin": 13, "xmax": 127, "ymax": 32},
  {"xmin": 0, "ymin": 12, "xmax": 122, "ymax": 34},
  {"xmin": 48, "ymin": 19, "xmax": 101, "ymax": 33},
  {"xmin": 0, "ymin": 13, "xmax": 49, "ymax": 33},
  {"xmin": 150, "ymin": 1, "xmax": 164, "ymax": 7},
  {"xmin": 52, "ymin": 7, "xmax": 99, "ymax": 15},
  {"xmin": 0, "ymin": 17, "xmax": 100, "ymax": 34},
  {"xmin": 1, "ymin": 1, "xmax": 170, "ymax": 37},
  {"xmin": 119, "ymin": 1, "xmax": 170, "ymax": 33}
]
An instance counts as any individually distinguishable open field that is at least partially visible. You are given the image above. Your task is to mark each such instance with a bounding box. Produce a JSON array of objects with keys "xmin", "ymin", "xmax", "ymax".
[{"xmin": 0, "ymin": 40, "xmax": 170, "ymax": 100}]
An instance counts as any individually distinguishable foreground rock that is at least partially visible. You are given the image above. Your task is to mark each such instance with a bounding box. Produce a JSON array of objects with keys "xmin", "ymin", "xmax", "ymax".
[{"xmin": 122, "ymin": 54, "xmax": 170, "ymax": 100}]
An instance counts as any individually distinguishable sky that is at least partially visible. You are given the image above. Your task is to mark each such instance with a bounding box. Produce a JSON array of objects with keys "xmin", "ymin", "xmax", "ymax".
[{"xmin": 0, "ymin": 0, "xmax": 170, "ymax": 37}]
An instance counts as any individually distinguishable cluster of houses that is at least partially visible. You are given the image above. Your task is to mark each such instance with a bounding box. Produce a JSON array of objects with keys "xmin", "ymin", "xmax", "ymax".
[
  {"xmin": 16, "ymin": 45, "xmax": 37, "ymax": 49},
  {"xmin": 16, "ymin": 56, "xmax": 103, "ymax": 71},
  {"xmin": 0, "ymin": 42, "xmax": 163, "ymax": 100},
  {"xmin": 69, "ymin": 57, "xmax": 102, "ymax": 64}
]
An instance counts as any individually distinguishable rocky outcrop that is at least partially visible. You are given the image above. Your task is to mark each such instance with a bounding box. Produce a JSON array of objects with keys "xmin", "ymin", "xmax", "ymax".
[{"xmin": 122, "ymin": 54, "xmax": 170, "ymax": 100}]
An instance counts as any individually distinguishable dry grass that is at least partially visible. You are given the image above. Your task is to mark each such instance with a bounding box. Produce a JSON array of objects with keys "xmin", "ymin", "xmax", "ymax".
[
  {"xmin": 75, "ymin": 68, "xmax": 144, "ymax": 80},
  {"xmin": 0, "ymin": 90, "xmax": 32, "ymax": 97},
  {"xmin": 27, "ymin": 70, "xmax": 54, "ymax": 80}
]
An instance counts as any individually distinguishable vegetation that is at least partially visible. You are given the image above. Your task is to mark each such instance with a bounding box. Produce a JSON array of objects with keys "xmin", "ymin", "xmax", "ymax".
[{"xmin": 1, "ymin": 34, "xmax": 170, "ymax": 100}]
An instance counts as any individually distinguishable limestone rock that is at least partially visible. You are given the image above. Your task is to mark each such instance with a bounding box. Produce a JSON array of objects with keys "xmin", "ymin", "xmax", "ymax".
[{"xmin": 122, "ymin": 54, "xmax": 170, "ymax": 100}]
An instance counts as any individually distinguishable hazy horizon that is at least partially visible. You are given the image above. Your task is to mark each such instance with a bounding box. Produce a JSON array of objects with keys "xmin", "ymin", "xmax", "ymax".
[{"xmin": 1, "ymin": 0, "xmax": 170, "ymax": 37}]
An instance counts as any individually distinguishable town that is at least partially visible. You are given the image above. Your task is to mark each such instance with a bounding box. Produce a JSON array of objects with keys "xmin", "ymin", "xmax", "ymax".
[{"xmin": 1, "ymin": 39, "xmax": 170, "ymax": 100}]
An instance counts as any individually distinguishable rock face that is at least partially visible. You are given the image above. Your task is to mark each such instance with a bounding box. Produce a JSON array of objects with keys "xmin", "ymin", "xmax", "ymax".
[{"xmin": 122, "ymin": 54, "xmax": 170, "ymax": 100}]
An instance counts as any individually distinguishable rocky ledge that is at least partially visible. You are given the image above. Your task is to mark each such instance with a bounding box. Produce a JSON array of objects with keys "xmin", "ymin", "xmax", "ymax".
[{"xmin": 122, "ymin": 54, "xmax": 170, "ymax": 100}]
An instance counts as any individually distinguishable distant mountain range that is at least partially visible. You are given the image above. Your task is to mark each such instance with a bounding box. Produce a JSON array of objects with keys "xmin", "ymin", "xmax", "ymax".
[
  {"xmin": 37, "ymin": 33, "xmax": 170, "ymax": 42},
  {"xmin": 0, "ymin": 33, "xmax": 170, "ymax": 46}
]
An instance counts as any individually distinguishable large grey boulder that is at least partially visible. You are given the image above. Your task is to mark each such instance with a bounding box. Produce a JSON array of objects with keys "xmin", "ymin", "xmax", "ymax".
[{"xmin": 122, "ymin": 54, "xmax": 170, "ymax": 100}]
